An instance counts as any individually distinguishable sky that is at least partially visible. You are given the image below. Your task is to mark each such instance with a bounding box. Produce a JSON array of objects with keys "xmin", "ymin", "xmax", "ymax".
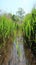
[{"xmin": 0, "ymin": 0, "xmax": 36, "ymax": 14}]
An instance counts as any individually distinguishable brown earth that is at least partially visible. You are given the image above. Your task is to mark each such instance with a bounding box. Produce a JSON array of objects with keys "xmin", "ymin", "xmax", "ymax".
[{"xmin": 0, "ymin": 37, "xmax": 13, "ymax": 65}]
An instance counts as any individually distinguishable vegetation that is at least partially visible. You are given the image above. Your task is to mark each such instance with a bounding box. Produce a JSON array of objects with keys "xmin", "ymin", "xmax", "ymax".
[
  {"xmin": 0, "ymin": 7, "xmax": 36, "ymax": 59},
  {"xmin": 23, "ymin": 8, "xmax": 36, "ymax": 56},
  {"xmin": 0, "ymin": 15, "xmax": 14, "ymax": 48}
]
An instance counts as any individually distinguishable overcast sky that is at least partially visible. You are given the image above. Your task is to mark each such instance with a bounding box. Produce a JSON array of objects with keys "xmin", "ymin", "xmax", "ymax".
[{"xmin": 0, "ymin": 0, "xmax": 36, "ymax": 14}]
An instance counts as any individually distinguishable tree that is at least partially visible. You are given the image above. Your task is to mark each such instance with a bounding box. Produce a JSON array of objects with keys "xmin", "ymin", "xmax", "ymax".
[
  {"xmin": 16, "ymin": 8, "xmax": 25, "ymax": 20},
  {"xmin": 12, "ymin": 14, "xmax": 19, "ymax": 22}
]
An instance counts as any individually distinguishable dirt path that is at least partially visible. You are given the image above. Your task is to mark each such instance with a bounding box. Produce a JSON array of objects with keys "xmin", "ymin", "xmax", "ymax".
[{"xmin": 10, "ymin": 33, "xmax": 27, "ymax": 65}]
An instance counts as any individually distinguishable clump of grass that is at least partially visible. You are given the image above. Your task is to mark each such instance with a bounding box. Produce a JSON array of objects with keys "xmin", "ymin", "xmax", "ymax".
[{"xmin": 0, "ymin": 15, "xmax": 14, "ymax": 48}]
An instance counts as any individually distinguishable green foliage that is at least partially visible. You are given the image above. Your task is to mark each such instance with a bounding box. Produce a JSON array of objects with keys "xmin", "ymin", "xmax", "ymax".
[
  {"xmin": 23, "ymin": 8, "xmax": 36, "ymax": 47},
  {"xmin": 12, "ymin": 15, "xmax": 19, "ymax": 22},
  {"xmin": 23, "ymin": 8, "xmax": 36, "ymax": 37},
  {"xmin": 0, "ymin": 15, "xmax": 14, "ymax": 48}
]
